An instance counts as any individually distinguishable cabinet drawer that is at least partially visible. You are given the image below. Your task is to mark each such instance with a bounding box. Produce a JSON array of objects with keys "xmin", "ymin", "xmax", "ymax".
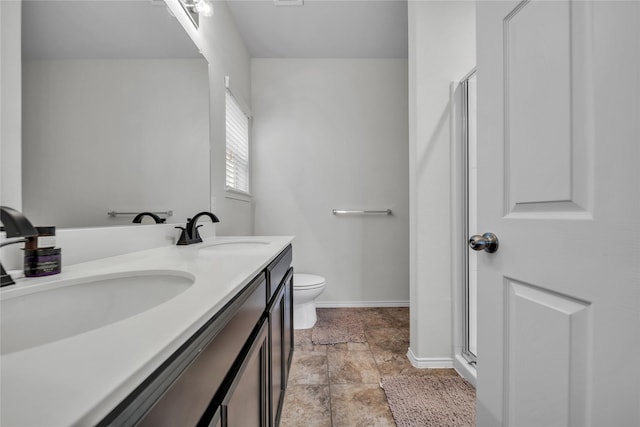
[
  {"xmin": 266, "ymin": 245, "xmax": 292, "ymax": 302},
  {"xmin": 134, "ymin": 274, "xmax": 267, "ymax": 427},
  {"xmin": 220, "ymin": 319, "xmax": 269, "ymax": 427}
]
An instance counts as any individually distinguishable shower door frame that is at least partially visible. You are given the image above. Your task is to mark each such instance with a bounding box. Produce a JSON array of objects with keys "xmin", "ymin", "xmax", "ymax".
[
  {"xmin": 460, "ymin": 69, "xmax": 477, "ymax": 366},
  {"xmin": 451, "ymin": 67, "xmax": 477, "ymax": 384}
]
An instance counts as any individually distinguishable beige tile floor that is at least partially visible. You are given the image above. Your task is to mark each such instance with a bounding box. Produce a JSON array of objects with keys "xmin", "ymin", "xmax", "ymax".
[{"xmin": 279, "ymin": 307, "xmax": 459, "ymax": 427}]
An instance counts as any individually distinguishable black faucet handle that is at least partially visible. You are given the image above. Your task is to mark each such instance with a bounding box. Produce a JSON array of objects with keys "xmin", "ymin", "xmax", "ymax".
[
  {"xmin": 1, "ymin": 264, "xmax": 16, "ymax": 287},
  {"xmin": 175, "ymin": 226, "xmax": 190, "ymax": 245},
  {"xmin": 192, "ymin": 224, "xmax": 205, "ymax": 242}
]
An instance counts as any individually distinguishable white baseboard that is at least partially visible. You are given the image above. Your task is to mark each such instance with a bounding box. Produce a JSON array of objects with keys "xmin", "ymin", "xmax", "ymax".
[
  {"xmin": 406, "ymin": 347, "xmax": 454, "ymax": 369},
  {"xmin": 315, "ymin": 300, "xmax": 410, "ymax": 308}
]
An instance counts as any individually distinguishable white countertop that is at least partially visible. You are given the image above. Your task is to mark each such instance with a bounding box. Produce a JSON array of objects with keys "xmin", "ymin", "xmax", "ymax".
[{"xmin": 0, "ymin": 236, "xmax": 293, "ymax": 427}]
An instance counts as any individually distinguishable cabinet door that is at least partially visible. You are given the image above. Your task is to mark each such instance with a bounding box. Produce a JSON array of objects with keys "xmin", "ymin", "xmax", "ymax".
[
  {"xmin": 282, "ymin": 268, "xmax": 294, "ymax": 384},
  {"xmin": 269, "ymin": 285, "xmax": 284, "ymax": 427},
  {"xmin": 269, "ymin": 268, "xmax": 294, "ymax": 427},
  {"xmin": 222, "ymin": 320, "xmax": 269, "ymax": 427}
]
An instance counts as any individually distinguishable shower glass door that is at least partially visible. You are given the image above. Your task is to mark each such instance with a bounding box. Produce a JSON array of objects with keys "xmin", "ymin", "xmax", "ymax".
[{"xmin": 462, "ymin": 71, "xmax": 477, "ymax": 363}]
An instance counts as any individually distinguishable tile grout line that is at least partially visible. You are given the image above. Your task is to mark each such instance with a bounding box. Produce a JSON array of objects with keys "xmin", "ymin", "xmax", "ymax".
[
  {"xmin": 326, "ymin": 342, "xmax": 334, "ymax": 427},
  {"xmin": 364, "ymin": 320, "xmax": 397, "ymax": 426}
]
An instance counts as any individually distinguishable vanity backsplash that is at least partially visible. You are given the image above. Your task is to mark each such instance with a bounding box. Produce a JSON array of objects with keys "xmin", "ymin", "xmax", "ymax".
[{"xmin": 1, "ymin": 223, "xmax": 217, "ymax": 270}]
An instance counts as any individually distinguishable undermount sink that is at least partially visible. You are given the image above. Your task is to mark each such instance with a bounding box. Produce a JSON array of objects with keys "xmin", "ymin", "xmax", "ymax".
[
  {"xmin": 200, "ymin": 240, "xmax": 270, "ymax": 251},
  {"xmin": 0, "ymin": 270, "xmax": 194, "ymax": 355}
]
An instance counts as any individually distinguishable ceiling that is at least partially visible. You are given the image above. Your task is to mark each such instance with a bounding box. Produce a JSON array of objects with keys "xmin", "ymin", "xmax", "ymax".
[
  {"xmin": 22, "ymin": 0, "xmax": 408, "ymax": 60},
  {"xmin": 22, "ymin": 0, "xmax": 202, "ymax": 60},
  {"xmin": 226, "ymin": 0, "xmax": 408, "ymax": 58}
]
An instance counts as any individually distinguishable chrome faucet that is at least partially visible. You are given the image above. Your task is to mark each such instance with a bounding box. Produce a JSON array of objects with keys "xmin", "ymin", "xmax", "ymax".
[
  {"xmin": 1, "ymin": 206, "xmax": 38, "ymax": 287},
  {"xmin": 132, "ymin": 212, "xmax": 166, "ymax": 224},
  {"xmin": 175, "ymin": 211, "xmax": 220, "ymax": 245}
]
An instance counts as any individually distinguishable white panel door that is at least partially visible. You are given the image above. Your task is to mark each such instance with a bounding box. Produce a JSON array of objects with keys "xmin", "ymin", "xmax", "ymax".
[{"xmin": 476, "ymin": 1, "xmax": 640, "ymax": 426}]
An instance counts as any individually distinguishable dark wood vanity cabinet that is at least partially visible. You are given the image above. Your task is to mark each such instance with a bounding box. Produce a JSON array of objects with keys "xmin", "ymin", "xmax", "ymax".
[
  {"xmin": 100, "ymin": 245, "xmax": 293, "ymax": 427},
  {"xmin": 216, "ymin": 320, "xmax": 269, "ymax": 427},
  {"xmin": 283, "ymin": 272, "xmax": 293, "ymax": 383},
  {"xmin": 269, "ymin": 267, "xmax": 294, "ymax": 427},
  {"xmin": 127, "ymin": 274, "xmax": 268, "ymax": 427}
]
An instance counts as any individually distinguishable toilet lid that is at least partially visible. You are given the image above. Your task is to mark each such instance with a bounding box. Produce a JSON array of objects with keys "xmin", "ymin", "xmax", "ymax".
[{"xmin": 294, "ymin": 273, "xmax": 326, "ymax": 288}]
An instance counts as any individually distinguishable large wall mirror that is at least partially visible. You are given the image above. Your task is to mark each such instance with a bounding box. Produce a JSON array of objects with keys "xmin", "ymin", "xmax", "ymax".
[{"xmin": 21, "ymin": 0, "xmax": 211, "ymax": 228}]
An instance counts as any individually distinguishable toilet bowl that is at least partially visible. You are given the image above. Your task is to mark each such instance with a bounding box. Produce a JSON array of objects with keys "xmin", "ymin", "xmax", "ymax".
[{"xmin": 293, "ymin": 273, "xmax": 326, "ymax": 329}]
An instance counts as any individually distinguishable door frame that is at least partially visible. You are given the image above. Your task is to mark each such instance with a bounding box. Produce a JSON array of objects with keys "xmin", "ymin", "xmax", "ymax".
[{"xmin": 451, "ymin": 67, "xmax": 477, "ymax": 386}]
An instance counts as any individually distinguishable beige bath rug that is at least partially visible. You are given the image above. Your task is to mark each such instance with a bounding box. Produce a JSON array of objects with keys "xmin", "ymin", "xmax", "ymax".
[
  {"xmin": 311, "ymin": 309, "xmax": 366, "ymax": 344},
  {"xmin": 381, "ymin": 375, "xmax": 476, "ymax": 427}
]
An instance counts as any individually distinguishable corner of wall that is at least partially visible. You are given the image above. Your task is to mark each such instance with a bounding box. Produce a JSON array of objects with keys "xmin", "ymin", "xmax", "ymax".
[
  {"xmin": 0, "ymin": 0, "xmax": 23, "ymax": 209},
  {"xmin": 191, "ymin": 1, "xmax": 255, "ymax": 236},
  {"xmin": 408, "ymin": 0, "xmax": 476, "ymax": 360}
]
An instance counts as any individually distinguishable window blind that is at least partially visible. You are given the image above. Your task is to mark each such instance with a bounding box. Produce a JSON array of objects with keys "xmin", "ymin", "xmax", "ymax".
[{"xmin": 225, "ymin": 90, "xmax": 250, "ymax": 194}]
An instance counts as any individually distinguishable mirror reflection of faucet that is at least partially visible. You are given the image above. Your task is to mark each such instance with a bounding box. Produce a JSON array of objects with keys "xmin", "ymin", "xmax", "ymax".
[
  {"xmin": 132, "ymin": 212, "xmax": 166, "ymax": 224},
  {"xmin": 176, "ymin": 212, "xmax": 220, "ymax": 245}
]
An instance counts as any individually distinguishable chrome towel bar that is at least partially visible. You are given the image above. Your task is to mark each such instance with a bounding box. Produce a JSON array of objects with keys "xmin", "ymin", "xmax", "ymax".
[
  {"xmin": 108, "ymin": 210, "xmax": 173, "ymax": 217},
  {"xmin": 332, "ymin": 209, "xmax": 392, "ymax": 215}
]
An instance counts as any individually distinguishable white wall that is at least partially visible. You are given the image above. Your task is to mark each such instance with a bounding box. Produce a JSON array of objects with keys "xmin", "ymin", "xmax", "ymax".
[
  {"xmin": 252, "ymin": 59, "xmax": 409, "ymax": 306},
  {"xmin": 0, "ymin": 0, "xmax": 22, "ymax": 209},
  {"xmin": 192, "ymin": 0, "xmax": 254, "ymax": 236},
  {"xmin": 408, "ymin": 1, "xmax": 475, "ymax": 365},
  {"xmin": 22, "ymin": 59, "xmax": 210, "ymax": 228}
]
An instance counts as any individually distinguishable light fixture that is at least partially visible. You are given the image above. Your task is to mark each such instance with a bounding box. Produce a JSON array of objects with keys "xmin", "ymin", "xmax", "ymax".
[
  {"xmin": 189, "ymin": 0, "xmax": 214, "ymax": 17},
  {"xmin": 179, "ymin": 0, "xmax": 214, "ymax": 28}
]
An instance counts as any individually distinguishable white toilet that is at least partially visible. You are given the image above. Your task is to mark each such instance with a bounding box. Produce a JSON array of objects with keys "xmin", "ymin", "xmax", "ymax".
[{"xmin": 293, "ymin": 273, "xmax": 326, "ymax": 329}]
